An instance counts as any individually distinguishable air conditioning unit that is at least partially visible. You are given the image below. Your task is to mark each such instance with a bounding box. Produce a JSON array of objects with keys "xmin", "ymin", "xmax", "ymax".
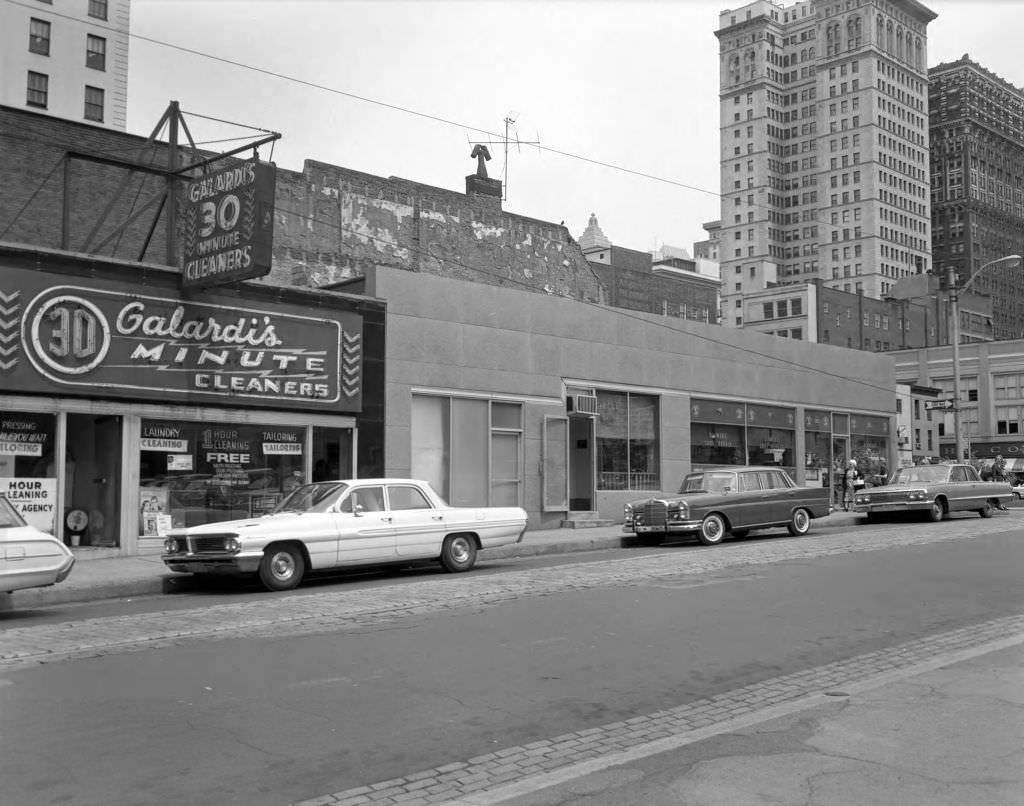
[
  {"xmin": 915, "ymin": 442, "xmax": 922, "ymax": 450},
  {"xmin": 567, "ymin": 394, "xmax": 599, "ymax": 415}
]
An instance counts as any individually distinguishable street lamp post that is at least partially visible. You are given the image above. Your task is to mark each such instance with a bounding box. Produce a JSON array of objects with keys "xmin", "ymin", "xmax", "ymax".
[{"xmin": 949, "ymin": 254, "xmax": 1022, "ymax": 461}]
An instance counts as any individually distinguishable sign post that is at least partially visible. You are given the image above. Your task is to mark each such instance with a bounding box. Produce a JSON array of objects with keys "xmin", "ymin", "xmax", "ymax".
[{"xmin": 180, "ymin": 158, "xmax": 276, "ymax": 288}]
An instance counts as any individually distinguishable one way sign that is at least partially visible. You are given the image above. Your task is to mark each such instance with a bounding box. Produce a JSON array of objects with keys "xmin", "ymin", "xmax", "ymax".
[{"xmin": 924, "ymin": 399, "xmax": 955, "ymax": 410}]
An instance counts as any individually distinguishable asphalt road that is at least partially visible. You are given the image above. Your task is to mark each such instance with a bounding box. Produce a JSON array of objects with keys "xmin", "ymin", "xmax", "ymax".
[{"xmin": 1, "ymin": 516, "xmax": 1022, "ymax": 806}]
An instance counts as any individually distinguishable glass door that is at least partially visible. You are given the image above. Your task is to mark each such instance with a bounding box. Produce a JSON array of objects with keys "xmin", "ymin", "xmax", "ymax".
[{"xmin": 66, "ymin": 413, "xmax": 122, "ymax": 547}]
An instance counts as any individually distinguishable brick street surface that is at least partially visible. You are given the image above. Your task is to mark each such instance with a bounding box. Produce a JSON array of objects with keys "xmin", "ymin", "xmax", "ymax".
[
  {"xmin": 289, "ymin": 614, "xmax": 1024, "ymax": 806},
  {"xmin": 4, "ymin": 516, "xmax": 1022, "ymax": 806},
  {"xmin": 0, "ymin": 516, "xmax": 1017, "ymax": 672}
]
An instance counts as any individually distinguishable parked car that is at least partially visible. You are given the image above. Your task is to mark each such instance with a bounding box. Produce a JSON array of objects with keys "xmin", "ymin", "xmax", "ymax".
[
  {"xmin": 622, "ymin": 466, "xmax": 831, "ymax": 546},
  {"xmin": 0, "ymin": 494, "xmax": 75, "ymax": 594},
  {"xmin": 1013, "ymin": 483, "xmax": 1024, "ymax": 500},
  {"xmin": 162, "ymin": 478, "xmax": 529, "ymax": 591},
  {"xmin": 852, "ymin": 463, "xmax": 1013, "ymax": 521}
]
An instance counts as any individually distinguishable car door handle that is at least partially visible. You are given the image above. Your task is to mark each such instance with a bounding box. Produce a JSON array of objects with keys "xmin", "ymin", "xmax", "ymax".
[
  {"xmin": 431, "ymin": 515, "xmax": 444, "ymax": 520},
  {"xmin": 381, "ymin": 516, "xmax": 392, "ymax": 523}
]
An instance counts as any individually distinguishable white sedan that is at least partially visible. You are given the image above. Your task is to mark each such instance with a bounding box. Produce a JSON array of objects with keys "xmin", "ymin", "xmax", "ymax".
[
  {"xmin": 0, "ymin": 495, "xmax": 75, "ymax": 594},
  {"xmin": 162, "ymin": 478, "xmax": 529, "ymax": 591}
]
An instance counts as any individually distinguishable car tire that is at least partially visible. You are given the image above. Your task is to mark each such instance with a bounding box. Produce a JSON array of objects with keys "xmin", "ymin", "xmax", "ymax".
[
  {"xmin": 978, "ymin": 500, "xmax": 994, "ymax": 518},
  {"xmin": 440, "ymin": 534, "xmax": 477, "ymax": 572},
  {"xmin": 697, "ymin": 513, "xmax": 727, "ymax": 546},
  {"xmin": 787, "ymin": 507, "xmax": 812, "ymax": 536},
  {"xmin": 258, "ymin": 544, "xmax": 306, "ymax": 591},
  {"xmin": 926, "ymin": 500, "xmax": 945, "ymax": 522}
]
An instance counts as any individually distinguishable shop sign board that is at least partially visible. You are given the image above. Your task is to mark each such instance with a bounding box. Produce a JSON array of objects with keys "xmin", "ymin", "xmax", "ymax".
[
  {"xmin": 2, "ymin": 478, "xmax": 58, "ymax": 534},
  {"xmin": 2, "ymin": 269, "xmax": 363, "ymax": 412},
  {"xmin": 180, "ymin": 159, "xmax": 276, "ymax": 288}
]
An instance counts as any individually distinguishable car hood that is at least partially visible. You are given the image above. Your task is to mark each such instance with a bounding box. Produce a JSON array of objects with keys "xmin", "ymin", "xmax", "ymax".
[{"xmin": 167, "ymin": 511, "xmax": 311, "ymax": 536}]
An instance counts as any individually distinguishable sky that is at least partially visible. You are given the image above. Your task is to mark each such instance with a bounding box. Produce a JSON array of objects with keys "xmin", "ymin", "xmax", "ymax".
[{"xmin": 126, "ymin": 0, "xmax": 1024, "ymax": 254}]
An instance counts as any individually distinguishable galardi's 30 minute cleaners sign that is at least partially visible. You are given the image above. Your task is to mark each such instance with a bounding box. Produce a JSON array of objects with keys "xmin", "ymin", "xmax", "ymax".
[
  {"xmin": 180, "ymin": 158, "xmax": 275, "ymax": 288},
  {"xmin": 5, "ymin": 279, "xmax": 362, "ymax": 413}
]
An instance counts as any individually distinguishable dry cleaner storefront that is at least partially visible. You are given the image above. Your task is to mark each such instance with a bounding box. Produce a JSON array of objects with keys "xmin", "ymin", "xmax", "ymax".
[{"xmin": 0, "ymin": 246, "xmax": 385, "ymax": 554}]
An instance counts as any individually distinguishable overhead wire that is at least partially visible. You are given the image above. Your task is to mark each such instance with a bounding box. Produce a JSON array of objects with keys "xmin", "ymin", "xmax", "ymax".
[{"xmin": 0, "ymin": 0, "xmax": 904, "ymax": 394}]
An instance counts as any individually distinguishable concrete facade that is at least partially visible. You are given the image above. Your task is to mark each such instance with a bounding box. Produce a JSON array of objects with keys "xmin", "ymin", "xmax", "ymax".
[
  {"xmin": 367, "ymin": 265, "xmax": 896, "ymax": 526},
  {"xmin": 892, "ymin": 339, "xmax": 1024, "ymax": 464},
  {"xmin": 0, "ymin": 0, "xmax": 130, "ymax": 131}
]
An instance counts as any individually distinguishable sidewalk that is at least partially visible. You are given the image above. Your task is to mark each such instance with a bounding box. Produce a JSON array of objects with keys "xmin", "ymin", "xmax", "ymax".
[{"xmin": 3, "ymin": 510, "xmax": 862, "ymax": 609}]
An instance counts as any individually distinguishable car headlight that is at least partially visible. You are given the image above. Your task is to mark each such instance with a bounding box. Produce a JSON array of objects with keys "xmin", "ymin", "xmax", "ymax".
[
  {"xmin": 224, "ymin": 537, "xmax": 241, "ymax": 552},
  {"xmin": 667, "ymin": 502, "xmax": 688, "ymax": 520},
  {"xmin": 623, "ymin": 504, "xmax": 634, "ymax": 524},
  {"xmin": 908, "ymin": 490, "xmax": 925, "ymax": 501},
  {"xmin": 856, "ymin": 494, "xmax": 868, "ymax": 503},
  {"xmin": 164, "ymin": 537, "xmax": 180, "ymax": 553}
]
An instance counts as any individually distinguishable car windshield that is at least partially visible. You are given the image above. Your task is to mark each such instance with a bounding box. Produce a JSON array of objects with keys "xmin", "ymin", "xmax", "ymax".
[
  {"xmin": 680, "ymin": 471, "xmax": 737, "ymax": 494},
  {"xmin": 891, "ymin": 466, "xmax": 952, "ymax": 485},
  {"xmin": 273, "ymin": 482, "xmax": 349, "ymax": 514},
  {"xmin": 0, "ymin": 495, "xmax": 28, "ymax": 528}
]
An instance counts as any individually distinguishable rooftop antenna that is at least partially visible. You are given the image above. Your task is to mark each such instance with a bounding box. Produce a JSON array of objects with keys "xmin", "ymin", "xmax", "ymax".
[{"xmin": 469, "ymin": 112, "xmax": 540, "ymax": 201}]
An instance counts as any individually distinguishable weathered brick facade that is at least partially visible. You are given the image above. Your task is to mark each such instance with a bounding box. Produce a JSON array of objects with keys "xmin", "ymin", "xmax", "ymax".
[
  {"xmin": 272, "ymin": 160, "xmax": 605, "ymax": 302},
  {"xmin": 0, "ymin": 106, "xmax": 605, "ymax": 304}
]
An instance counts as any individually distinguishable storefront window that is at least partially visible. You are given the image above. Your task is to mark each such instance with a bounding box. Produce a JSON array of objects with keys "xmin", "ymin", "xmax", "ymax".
[
  {"xmin": 804, "ymin": 409, "xmax": 832, "ymax": 490},
  {"xmin": 0, "ymin": 412, "xmax": 57, "ymax": 534},
  {"xmin": 850, "ymin": 414, "xmax": 891, "ymax": 485},
  {"xmin": 139, "ymin": 420, "xmax": 305, "ymax": 534},
  {"xmin": 690, "ymin": 421, "xmax": 746, "ymax": 467},
  {"xmin": 596, "ymin": 391, "xmax": 660, "ymax": 490},
  {"xmin": 410, "ymin": 395, "xmax": 523, "ymax": 506}
]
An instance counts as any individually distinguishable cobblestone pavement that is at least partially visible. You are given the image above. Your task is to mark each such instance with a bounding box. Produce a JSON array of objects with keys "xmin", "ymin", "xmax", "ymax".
[
  {"xmin": 290, "ymin": 614, "xmax": 1024, "ymax": 806},
  {"xmin": 0, "ymin": 517, "xmax": 1015, "ymax": 671}
]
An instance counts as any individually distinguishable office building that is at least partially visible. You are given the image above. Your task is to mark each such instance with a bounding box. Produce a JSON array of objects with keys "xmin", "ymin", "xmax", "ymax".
[
  {"xmin": 929, "ymin": 55, "xmax": 1024, "ymax": 341},
  {"xmin": 715, "ymin": 0, "xmax": 936, "ymax": 327},
  {"xmin": 0, "ymin": 0, "xmax": 130, "ymax": 130}
]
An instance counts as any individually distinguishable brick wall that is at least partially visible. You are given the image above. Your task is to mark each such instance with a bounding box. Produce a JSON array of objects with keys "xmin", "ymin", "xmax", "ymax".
[
  {"xmin": 0, "ymin": 105, "xmax": 605, "ymax": 304},
  {"xmin": 271, "ymin": 160, "xmax": 605, "ymax": 302}
]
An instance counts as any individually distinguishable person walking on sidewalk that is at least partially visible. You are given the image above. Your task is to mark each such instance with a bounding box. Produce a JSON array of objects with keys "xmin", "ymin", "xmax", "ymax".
[{"xmin": 843, "ymin": 459, "xmax": 862, "ymax": 511}]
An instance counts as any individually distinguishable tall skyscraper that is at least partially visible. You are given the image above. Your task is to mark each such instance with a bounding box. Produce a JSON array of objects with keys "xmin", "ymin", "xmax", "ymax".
[
  {"xmin": 0, "ymin": 0, "xmax": 131, "ymax": 130},
  {"xmin": 715, "ymin": 0, "xmax": 936, "ymax": 328},
  {"xmin": 929, "ymin": 55, "xmax": 1024, "ymax": 341}
]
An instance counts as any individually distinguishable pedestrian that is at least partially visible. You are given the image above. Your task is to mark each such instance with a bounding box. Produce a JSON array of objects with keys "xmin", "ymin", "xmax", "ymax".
[
  {"xmin": 843, "ymin": 459, "xmax": 861, "ymax": 511},
  {"xmin": 993, "ymin": 455, "xmax": 1010, "ymax": 509}
]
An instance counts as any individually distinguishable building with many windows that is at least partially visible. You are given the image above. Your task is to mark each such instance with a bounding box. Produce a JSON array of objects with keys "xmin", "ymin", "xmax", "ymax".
[
  {"xmin": 715, "ymin": 0, "xmax": 936, "ymax": 328},
  {"xmin": 894, "ymin": 341, "xmax": 1024, "ymax": 471},
  {"xmin": 0, "ymin": 0, "xmax": 129, "ymax": 130},
  {"xmin": 929, "ymin": 55, "xmax": 1024, "ymax": 341}
]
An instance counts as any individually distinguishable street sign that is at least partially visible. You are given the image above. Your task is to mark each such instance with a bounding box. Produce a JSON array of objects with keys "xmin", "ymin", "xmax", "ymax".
[{"xmin": 924, "ymin": 399, "xmax": 955, "ymax": 411}]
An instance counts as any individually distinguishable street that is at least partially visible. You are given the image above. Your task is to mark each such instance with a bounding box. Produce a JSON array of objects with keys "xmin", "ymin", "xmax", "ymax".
[{"xmin": 2, "ymin": 515, "xmax": 1023, "ymax": 806}]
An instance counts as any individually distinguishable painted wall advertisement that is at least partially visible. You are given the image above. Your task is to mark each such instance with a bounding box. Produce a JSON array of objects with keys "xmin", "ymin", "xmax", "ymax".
[
  {"xmin": 0, "ymin": 267, "xmax": 364, "ymax": 412},
  {"xmin": 180, "ymin": 158, "xmax": 276, "ymax": 288}
]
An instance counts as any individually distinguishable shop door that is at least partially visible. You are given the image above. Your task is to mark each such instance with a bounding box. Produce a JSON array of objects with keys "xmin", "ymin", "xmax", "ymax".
[
  {"xmin": 831, "ymin": 437, "xmax": 849, "ymax": 510},
  {"xmin": 66, "ymin": 413, "xmax": 122, "ymax": 547},
  {"xmin": 569, "ymin": 416, "xmax": 594, "ymax": 511}
]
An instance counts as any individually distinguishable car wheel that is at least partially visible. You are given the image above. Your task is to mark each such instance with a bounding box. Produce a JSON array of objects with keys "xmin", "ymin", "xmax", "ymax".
[
  {"xmin": 440, "ymin": 533, "xmax": 477, "ymax": 572},
  {"xmin": 697, "ymin": 513, "xmax": 727, "ymax": 546},
  {"xmin": 926, "ymin": 500, "xmax": 945, "ymax": 522},
  {"xmin": 978, "ymin": 500, "xmax": 994, "ymax": 518},
  {"xmin": 730, "ymin": 529, "xmax": 749, "ymax": 539},
  {"xmin": 258, "ymin": 544, "xmax": 306, "ymax": 591},
  {"xmin": 787, "ymin": 507, "xmax": 812, "ymax": 536}
]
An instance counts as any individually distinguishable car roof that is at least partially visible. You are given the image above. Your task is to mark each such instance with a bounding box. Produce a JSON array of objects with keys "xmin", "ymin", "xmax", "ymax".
[{"xmin": 689, "ymin": 466, "xmax": 787, "ymax": 473}]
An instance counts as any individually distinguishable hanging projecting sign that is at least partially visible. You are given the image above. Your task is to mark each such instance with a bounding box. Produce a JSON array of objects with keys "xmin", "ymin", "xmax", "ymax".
[
  {"xmin": 0, "ymin": 268, "xmax": 364, "ymax": 413},
  {"xmin": 180, "ymin": 158, "xmax": 276, "ymax": 288}
]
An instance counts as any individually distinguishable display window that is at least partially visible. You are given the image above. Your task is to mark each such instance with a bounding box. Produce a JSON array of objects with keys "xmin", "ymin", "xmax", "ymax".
[
  {"xmin": 0, "ymin": 412, "xmax": 57, "ymax": 533},
  {"xmin": 139, "ymin": 420, "xmax": 306, "ymax": 532}
]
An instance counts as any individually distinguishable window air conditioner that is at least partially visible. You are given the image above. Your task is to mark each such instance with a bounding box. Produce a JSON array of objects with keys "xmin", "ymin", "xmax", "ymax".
[{"xmin": 567, "ymin": 394, "xmax": 599, "ymax": 415}]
